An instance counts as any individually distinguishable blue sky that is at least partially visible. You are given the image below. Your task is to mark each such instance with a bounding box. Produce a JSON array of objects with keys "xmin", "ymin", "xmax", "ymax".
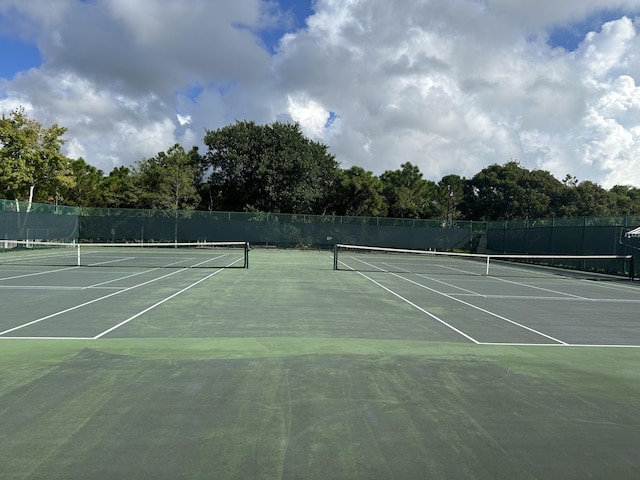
[
  {"xmin": 547, "ymin": 7, "xmax": 636, "ymax": 51},
  {"xmin": 1, "ymin": 0, "xmax": 640, "ymax": 188},
  {"xmin": 261, "ymin": 0, "xmax": 314, "ymax": 53},
  {"xmin": 0, "ymin": 37, "xmax": 41, "ymax": 78}
]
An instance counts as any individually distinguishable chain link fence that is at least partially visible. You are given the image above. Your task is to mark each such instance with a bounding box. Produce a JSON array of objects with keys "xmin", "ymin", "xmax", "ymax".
[{"xmin": 3, "ymin": 199, "xmax": 639, "ymax": 273}]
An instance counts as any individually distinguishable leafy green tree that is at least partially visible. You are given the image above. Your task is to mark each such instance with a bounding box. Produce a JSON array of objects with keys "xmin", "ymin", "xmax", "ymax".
[
  {"xmin": 465, "ymin": 161, "xmax": 565, "ymax": 220},
  {"xmin": 101, "ymin": 166, "xmax": 137, "ymax": 208},
  {"xmin": 328, "ymin": 166, "xmax": 387, "ymax": 217},
  {"xmin": 0, "ymin": 107, "xmax": 71, "ymax": 210},
  {"xmin": 521, "ymin": 168, "xmax": 565, "ymax": 219},
  {"xmin": 133, "ymin": 144, "xmax": 201, "ymax": 210},
  {"xmin": 551, "ymin": 175, "xmax": 581, "ymax": 217},
  {"xmin": 436, "ymin": 174, "xmax": 467, "ymax": 224},
  {"xmin": 59, "ymin": 158, "xmax": 105, "ymax": 207},
  {"xmin": 466, "ymin": 162, "xmax": 525, "ymax": 220},
  {"xmin": 609, "ymin": 185, "xmax": 640, "ymax": 215},
  {"xmin": 201, "ymin": 121, "xmax": 262, "ymax": 211},
  {"xmin": 380, "ymin": 163, "xmax": 438, "ymax": 218},
  {"xmin": 202, "ymin": 121, "xmax": 339, "ymax": 213},
  {"xmin": 571, "ymin": 181, "xmax": 616, "ymax": 217},
  {"xmin": 552, "ymin": 178, "xmax": 621, "ymax": 217}
]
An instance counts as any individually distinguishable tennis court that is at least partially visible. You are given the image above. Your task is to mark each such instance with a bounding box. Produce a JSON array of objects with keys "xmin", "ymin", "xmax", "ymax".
[{"xmin": 1, "ymin": 247, "xmax": 640, "ymax": 478}]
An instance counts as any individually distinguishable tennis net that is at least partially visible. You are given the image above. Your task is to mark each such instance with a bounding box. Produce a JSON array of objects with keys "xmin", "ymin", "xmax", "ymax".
[
  {"xmin": 0, "ymin": 240, "xmax": 249, "ymax": 268},
  {"xmin": 333, "ymin": 244, "xmax": 635, "ymax": 279}
]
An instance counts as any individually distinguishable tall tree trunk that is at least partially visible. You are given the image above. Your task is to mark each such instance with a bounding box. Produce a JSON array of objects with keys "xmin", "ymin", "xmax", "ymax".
[{"xmin": 27, "ymin": 184, "xmax": 35, "ymax": 213}]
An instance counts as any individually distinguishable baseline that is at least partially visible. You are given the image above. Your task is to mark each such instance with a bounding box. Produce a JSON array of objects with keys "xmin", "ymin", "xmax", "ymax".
[{"xmin": 477, "ymin": 342, "xmax": 640, "ymax": 348}]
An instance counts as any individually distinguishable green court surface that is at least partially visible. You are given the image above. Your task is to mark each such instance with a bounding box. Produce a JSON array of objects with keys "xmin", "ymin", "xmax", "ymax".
[{"xmin": 1, "ymin": 249, "xmax": 640, "ymax": 479}]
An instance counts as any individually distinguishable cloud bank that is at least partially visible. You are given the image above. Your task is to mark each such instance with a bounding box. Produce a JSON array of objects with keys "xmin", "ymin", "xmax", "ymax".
[{"xmin": 0, "ymin": 0, "xmax": 639, "ymax": 188}]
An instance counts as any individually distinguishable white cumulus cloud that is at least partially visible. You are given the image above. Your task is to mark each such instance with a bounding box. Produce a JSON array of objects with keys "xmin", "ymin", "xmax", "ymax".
[
  {"xmin": 0, "ymin": 0, "xmax": 639, "ymax": 188},
  {"xmin": 177, "ymin": 114, "xmax": 192, "ymax": 126}
]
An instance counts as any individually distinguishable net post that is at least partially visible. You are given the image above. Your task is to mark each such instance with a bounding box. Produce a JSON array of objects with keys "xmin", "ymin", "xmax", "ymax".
[
  {"xmin": 244, "ymin": 242, "xmax": 249, "ymax": 269},
  {"xmin": 485, "ymin": 255, "xmax": 490, "ymax": 275},
  {"xmin": 630, "ymin": 255, "xmax": 635, "ymax": 281},
  {"xmin": 333, "ymin": 244, "xmax": 338, "ymax": 270},
  {"xmin": 77, "ymin": 243, "xmax": 81, "ymax": 266}
]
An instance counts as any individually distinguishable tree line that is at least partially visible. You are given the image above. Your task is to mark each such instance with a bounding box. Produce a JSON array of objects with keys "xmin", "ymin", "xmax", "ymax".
[{"xmin": 2, "ymin": 108, "xmax": 640, "ymax": 221}]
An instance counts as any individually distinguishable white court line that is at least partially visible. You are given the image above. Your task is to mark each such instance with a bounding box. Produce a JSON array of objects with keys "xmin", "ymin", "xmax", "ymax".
[
  {"xmin": 428, "ymin": 264, "xmax": 483, "ymax": 275},
  {"xmin": 379, "ymin": 260, "xmax": 484, "ymax": 277},
  {"xmin": 59, "ymin": 253, "xmax": 232, "ymax": 289},
  {"xmin": 348, "ymin": 267, "xmax": 479, "ymax": 344},
  {"xmin": 380, "ymin": 261, "xmax": 482, "ymax": 277},
  {"xmin": 1, "ymin": 252, "xmax": 238, "ymax": 292},
  {"xmin": 0, "ymin": 266, "xmax": 79, "ymax": 282},
  {"xmin": 420, "ymin": 275, "xmax": 640, "ymax": 303},
  {"xmin": 86, "ymin": 253, "xmax": 209, "ymax": 268},
  {"xmin": 80, "ymin": 258, "xmax": 199, "ymax": 289},
  {"xmin": 84, "ymin": 252, "xmax": 233, "ymax": 268},
  {"xmin": 88, "ymin": 257, "xmax": 137, "ymax": 266},
  {"xmin": 384, "ymin": 257, "xmax": 587, "ymax": 300},
  {"xmin": 0, "ymin": 336, "xmax": 93, "ymax": 340},
  {"xmin": 0, "ymin": 255, "xmax": 244, "ymax": 339},
  {"xmin": 449, "ymin": 294, "xmax": 640, "ymax": 303},
  {"xmin": 477, "ymin": 342, "xmax": 640, "ymax": 348},
  {"xmin": 2, "ymin": 335, "xmax": 639, "ymax": 347},
  {"xmin": 417, "ymin": 273, "xmax": 584, "ymax": 299},
  {"xmin": 93, "ymin": 255, "xmax": 245, "ymax": 338},
  {"xmin": 414, "ymin": 274, "xmax": 483, "ymax": 296},
  {"xmin": 345, "ymin": 253, "xmax": 640, "ymax": 348},
  {"xmin": 491, "ymin": 275, "xmax": 587, "ymax": 299},
  {"xmin": 93, "ymin": 268, "xmax": 228, "ymax": 338},
  {"xmin": 563, "ymin": 277, "xmax": 640, "ymax": 296},
  {"xmin": 0, "ymin": 267, "xmax": 173, "ymax": 291},
  {"xmin": 85, "ymin": 267, "xmax": 170, "ymax": 288},
  {"xmin": 0, "ymin": 268, "xmax": 188, "ymax": 336},
  {"xmin": 390, "ymin": 272, "xmax": 568, "ymax": 345},
  {"xmin": 342, "ymin": 256, "xmax": 567, "ymax": 345},
  {"xmin": 0, "ymin": 285, "xmax": 119, "ymax": 290}
]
